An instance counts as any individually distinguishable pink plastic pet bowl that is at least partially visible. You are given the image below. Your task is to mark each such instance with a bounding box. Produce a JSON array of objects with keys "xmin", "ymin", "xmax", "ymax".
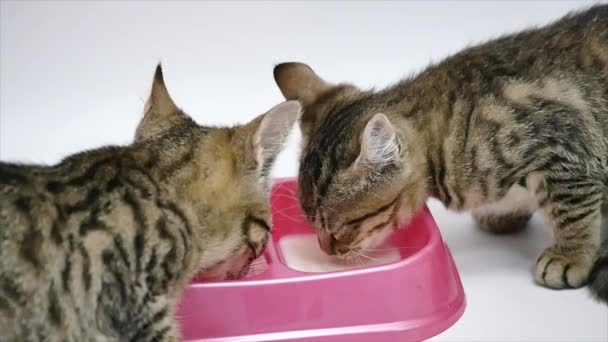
[{"xmin": 177, "ymin": 178, "xmax": 466, "ymax": 341}]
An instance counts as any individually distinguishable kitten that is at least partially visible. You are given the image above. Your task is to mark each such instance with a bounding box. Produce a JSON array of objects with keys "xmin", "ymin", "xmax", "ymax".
[
  {"xmin": 0, "ymin": 65, "xmax": 300, "ymax": 341},
  {"xmin": 273, "ymin": 5, "xmax": 608, "ymax": 303}
]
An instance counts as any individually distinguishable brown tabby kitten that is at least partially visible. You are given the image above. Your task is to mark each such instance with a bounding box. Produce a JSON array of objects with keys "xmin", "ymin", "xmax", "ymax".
[
  {"xmin": 0, "ymin": 65, "xmax": 300, "ymax": 341},
  {"xmin": 274, "ymin": 5, "xmax": 608, "ymax": 302}
]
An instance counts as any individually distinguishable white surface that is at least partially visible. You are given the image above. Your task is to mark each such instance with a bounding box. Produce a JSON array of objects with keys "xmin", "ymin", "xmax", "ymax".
[
  {"xmin": 1, "ymin": 1, "xmax": 606, "ymax": 341},
  {"xmin": 279, "ymin": 235, "xmax": 400, "ymax": 273}
]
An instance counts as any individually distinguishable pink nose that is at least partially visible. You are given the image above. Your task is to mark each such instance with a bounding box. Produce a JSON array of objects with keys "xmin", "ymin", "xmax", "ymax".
[{"xmin": 318, "ymin": 231, "xmax": 336, "ymax": 255}]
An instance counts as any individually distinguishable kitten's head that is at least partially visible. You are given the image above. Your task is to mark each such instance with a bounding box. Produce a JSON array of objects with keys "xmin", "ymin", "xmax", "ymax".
[
  {"xmin": 136, "ymin": 65, "xmax": 300, "ymax": 280},
  {"xmin": 274, "ymin": 62, "xmax": 426, "ymax": 259}
]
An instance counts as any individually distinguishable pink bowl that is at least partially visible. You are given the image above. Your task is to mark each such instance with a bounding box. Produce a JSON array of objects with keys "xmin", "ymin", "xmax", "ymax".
[{"xmin": 177, "ymin": 178, "xmax": 466, "ymax": 341}]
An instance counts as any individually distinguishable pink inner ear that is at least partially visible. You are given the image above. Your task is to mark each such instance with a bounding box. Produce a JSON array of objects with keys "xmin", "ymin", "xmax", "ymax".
[{"xmin": 359, "ymin": 114, "xmax": 399, "ymax": 165}]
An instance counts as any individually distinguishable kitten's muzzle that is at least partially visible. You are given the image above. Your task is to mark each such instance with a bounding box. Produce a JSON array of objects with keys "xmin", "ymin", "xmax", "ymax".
[
  {"xmin": 318, "ymin": 230, "xmax": 336, "ymax": 255},
  {"xmin": 318, "ymin": 230, "xmax": 351, "ymax": 256}
]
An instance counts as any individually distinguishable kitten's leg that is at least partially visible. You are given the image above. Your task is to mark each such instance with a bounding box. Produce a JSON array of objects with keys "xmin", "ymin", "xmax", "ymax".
[
  {"xmin": 472, "ymin": 185, "xmax": 536, "ymax": 234},
  {"xmin": 535, "ymin": 177, "xmax": 603, "ymax": 289},
  {"xmin": 473, "ymin": 211, "xmax": 532, "ymax": 234},
  {"xmin": 139, "ymin": 307, "xmax": 180, "ymax": 342}
]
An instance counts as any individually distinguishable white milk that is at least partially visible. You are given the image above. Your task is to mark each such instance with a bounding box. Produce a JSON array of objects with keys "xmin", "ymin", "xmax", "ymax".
[{"xmin": 279, "ymin": 235, "xmax": 400, "ymax": 273}]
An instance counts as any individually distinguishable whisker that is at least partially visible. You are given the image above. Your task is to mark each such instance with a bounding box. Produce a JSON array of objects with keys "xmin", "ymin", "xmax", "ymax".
[
  {"xmin": 363, "ymin": 246, "xmax": 424, "ymax": 251},
  {"xmin": 357, "ymin": 252, "xmax": 381, "ymax": 262}
]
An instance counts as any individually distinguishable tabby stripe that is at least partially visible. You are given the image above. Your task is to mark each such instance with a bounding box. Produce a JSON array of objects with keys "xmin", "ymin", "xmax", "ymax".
[
  {"xmin": 554, "ymin": 196, "xmax": 602, "ymax": 217},
  {"xmin": 346, "ymin": 196, "xmax": 399, "ymax": 226},
  {"xmin": 546, "ymin": 175, "xmax": 598, "ymax": 184},
  {"xmin": 0, "ymin": 167, "xmax": 28, "ymax": 185},
  {"xmin": 65, "ymin": 188, "xmax": 101, "ymax": 214},
  {"xmin": 1, "ymin": 277, "xmax": 23, "ymax": 305},
  {"xmin": 155, "ymin": 217, "xmax": 178, "ymax": 287},
  {"xmin": 145, "ymin": 247, "xmax": 158, "ymax": 273},
  {"xmin": 114, "ymin": 235, "xmax": 132, "ymax": 270},
  {"xmin": 558, "ymin": 193, "xmax": 602, "ymax": 208},
  {"xmin": 130, "ymin": 308, "xmax": 169, "ymax": 342},
  {"xmin": 14, "ymin": 197, "xmax": 44, "ymax": 269},
  {"xmin": 68, "ymin": 234, "xmax": 76, "ymax": 252},
  {"xmin": 61, "ymin": 256, "xmax": 72, "ymax": 292},
  {"xmin": 535, "ymin": 154, "xmax": 579, "ymax": 173},
  {"xmin": 155, "ymin": 217, "xmax": 172, "ymax": 241},
  {"xmin": 160, "ymin": 145, "xmax": 194, "ymax": 180},
  {"xmin": 159, "ymin": 201, "xmax": 191, "ymax": 266},
  {"xmin": 79, "ymin": 244, "xmax": 92, "ymax": 291},
  {"xmin": 134, "ymin": 233, "xmax": 146, "ymax": 274},
  {"xmin": 246, "ymin": 215, "xmax": 271, "ymax": 232},
  {"xmin": 161, "ymin": 249, "xmax": 177, "ymax": 286},
  {"xmin": 518, "ymin": 176, "xmax": 527, "ymax": 188},
  {"xmin": 105, "ymin": 176, "xmax": 122, "ymax": 193},
  {"xmin": 161, "ymin": 201, "xmax": 192, "ymax": 236},
  {"xmin": 317, "ymin": 165, "xmax": 333, "ymax": 200},
  {"xmin": 149, "ymin": 326, "xmax": 171, "ymax": 342},
  {"xmin": 177, "ymin": 228, "xmax": 189, "ymax": 263},
  {"xmin": 498, "ymin": 156, "xmax": 537, "ymax": 188},
  {"xmin": 51, "ymin": 221, "xmax": 63, "ymax": 245},
  {"xmin": 68, "ymin": 158, "xmax": 114, "ymax": 187},
  {"xmin": 79, "ymin": 214, "xmax": 110, "ymax": 236},
  {"xmin": 462, "ymin": 98, "xmax": 476, "ymax": 149},
  {"xmin": 127, "ymin": 165, "xmax": 161, "ymax": 194},
  {"xmin": 48, "ymin": 283, "xmax": 63, "ymax": 327},
  {"xmin": 490, "ymin": 134, "xmax": 514, "ymax": 170},
  {"xmin": 560, "ymin": 207, "xmax": 598, "ymax": 227},
  {"xmin": 46, "ymin": 158, "xmax": 114, "ymax": 193},
  {"xmin": 319, "ymin": 211, "xmax": 327, "ymax": 230},
  {"xmin": 0, "ymin": 296, "xmax": 13, "ymax": 316},
  {"xmin": 122, "ymin": 176, "xmax": 153, "ymax": 199},
  {"xmin": 367, "ymin": 215, "xmax": 394, "ymax": 236},
  {"xmin": 437, "ymin": 146, "xmax": 453, "ymax": 207},
  {"xmin": 102, "ymin": 250, "xmax": 128, "ymax": 301},
  {"xmin": 123, "ymin": 191, "xmax": 147, "ymax": 274},
  {"xmin": 551, "ymin": 190, "xmax": 601, "ymax": 205},
  {"xmin": 51, "ymin": 203, "xmax": 66, "ymax": 245},
  {"xmin": 365, "ymin": 194, "xmax": 402, "ymax": 236},
  {"xmin": 563, "ymin": 182, "xmax": 599, "ymax": 191},
  {"xmin": 426, "ymin": 158, "xmax": 438, "ymax": 197}
]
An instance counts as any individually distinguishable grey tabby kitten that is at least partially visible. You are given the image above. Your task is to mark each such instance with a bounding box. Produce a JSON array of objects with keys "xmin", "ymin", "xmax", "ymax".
[
  {"xmin": 273, "ymin": 5, "xmax": 608, "ymax": 302},
  {"xmin": 0, "ymin": 65, "xmax": 301, "ymax": 341}
]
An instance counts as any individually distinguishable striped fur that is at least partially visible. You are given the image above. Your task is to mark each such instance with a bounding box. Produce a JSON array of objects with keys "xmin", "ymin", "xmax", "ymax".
[
  {"xmin": 0, "ymin": 65, "xmax": 300, "ymax": 341},
  {"xmin": 274, "ymin": 5, "xmax": 608, "ymax": 303}
]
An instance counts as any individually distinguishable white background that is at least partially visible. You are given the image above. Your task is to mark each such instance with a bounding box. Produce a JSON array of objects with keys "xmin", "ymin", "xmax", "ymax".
[{"xmin": 1, "ymin": 1, "xmax": 607, "ymax": 341}]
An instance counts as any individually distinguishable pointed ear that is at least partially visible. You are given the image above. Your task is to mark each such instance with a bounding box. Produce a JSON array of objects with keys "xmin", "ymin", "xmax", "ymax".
[
  {"xmin": 273, "ymin": 62, "xmax": 331, "ymax": 106},
  {"xmin": 356, "ymin": 114, "xmax": 401, "ymax": 167},
  {"xmin": 143, "ymin": 64, "xmax": 179, "ymax": 115},
  {"xmin": 136, "ymin": 64, "xmax": 182, "ymax": 141},
  {"xmin": 249, "ymin": 101, "xmax": 301, "ymax": 177}
]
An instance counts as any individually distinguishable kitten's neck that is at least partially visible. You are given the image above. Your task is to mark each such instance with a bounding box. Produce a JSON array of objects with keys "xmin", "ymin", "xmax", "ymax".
[{"xmin": 382, "ymin": 70, "xmax": 457, "ymax": 205}]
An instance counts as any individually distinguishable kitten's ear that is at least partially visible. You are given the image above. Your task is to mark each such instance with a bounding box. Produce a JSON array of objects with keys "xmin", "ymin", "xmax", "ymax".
[
  {"xmin": 248, "ymin": 101, "xmax": 301, "ymax": 176},
  {"xmin": 136, "ymin": 64, "xmax": 182, "ymax": 141},
  {"xmin": 144, "ymin": 64, "xmax": 179, "ymax": 116},
  {"xmin": 274, "ymin": 62, "xmax": 331, "ymax": 106},
  {"xmin": 356, "ymin": 114, "xmax": 401, "ymax": 167}
]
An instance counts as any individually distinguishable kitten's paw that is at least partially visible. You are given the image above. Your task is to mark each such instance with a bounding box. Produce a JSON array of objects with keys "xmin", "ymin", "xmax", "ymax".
[
  {"xmin": 473, "ymin": 212, "xmax": 531, "ymax": 234},
  {"xmin": 535, "ymin": 247, "xmax": 593, "ymax": 289}
]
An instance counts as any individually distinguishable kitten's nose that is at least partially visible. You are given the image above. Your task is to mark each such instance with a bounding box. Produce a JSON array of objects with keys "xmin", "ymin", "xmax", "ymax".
[{"xmin": 318, "ymin": 231, "xmax": 336, "ymax": 255}]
